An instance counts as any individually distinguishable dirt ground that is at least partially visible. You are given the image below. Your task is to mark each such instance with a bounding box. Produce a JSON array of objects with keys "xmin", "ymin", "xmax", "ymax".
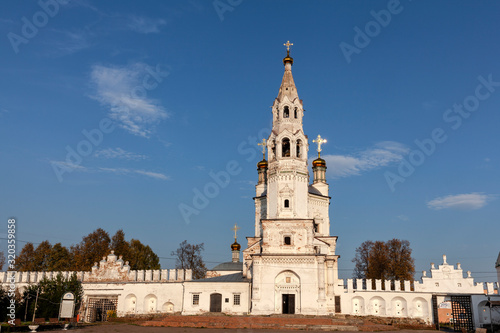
[{"xmin": 41, "ymin": 323, "xmax": 436, "ymax": 333}]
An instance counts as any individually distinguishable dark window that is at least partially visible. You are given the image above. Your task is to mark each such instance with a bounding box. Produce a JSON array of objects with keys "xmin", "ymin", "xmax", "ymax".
[
  {"xmin": 284, "ymin": 199, "xmax": 289, "ymax": 208},
  {"xmin": 193, "ymin": 294, "xmax": 200, "ymax": 305},
  {"xmin": 294, "ymin": 107, "xmax": 298, "ymax": 118},
  {"xmin": 225, "ymin": 298, "xmax": 229, "ymax": 303},
  {"xmin": 313, "ymin": 222, "xmax": 318, "ymax": 232},
  {"xmin": 284, "ymin": 236, "xmax": 291, "ymax": 245},
  {"xmin": 296, "ymin": 139, "xmax": 301, "ymax": 158},
  {"xmin": 282, "ymin": 138, "xmax": 290, "ymax": 157},
  {"xmin": 283, "ymin": 106, "xmax": 289, "ymax": 118}
]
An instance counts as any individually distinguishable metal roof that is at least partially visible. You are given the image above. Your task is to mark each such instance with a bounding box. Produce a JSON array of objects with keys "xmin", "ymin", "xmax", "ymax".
[
  {"xmin": 210, "ymin": 261, "xmax": 243, "ymax": 271},
  {"xmin": 194, "ymin": 272, "xmax": 249, "ymax": 283}
]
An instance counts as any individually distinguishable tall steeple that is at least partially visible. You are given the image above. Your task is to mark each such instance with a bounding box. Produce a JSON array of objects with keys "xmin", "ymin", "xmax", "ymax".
[
  {"xmin": 277, "ymin": 41, "xmax": 299, "ymax": 102},
  {"xmin": 265, "ymin": 42, "xmax": 309, "ymax": 221}
]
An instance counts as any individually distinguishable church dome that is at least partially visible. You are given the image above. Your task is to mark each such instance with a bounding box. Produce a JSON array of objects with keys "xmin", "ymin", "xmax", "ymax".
[
  {"xmin": 257, "ymin": 159, "xmax": 268, "ymax": 169},
  {"xmin": 312, "ymin": 157, "xmax": 326, "ymax": 168},
  {"xmin": 231, "ymin": 241, "xmax": 241, "ymax": 251}
]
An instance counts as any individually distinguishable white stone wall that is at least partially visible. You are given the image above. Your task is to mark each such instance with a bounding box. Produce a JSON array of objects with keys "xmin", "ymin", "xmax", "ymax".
[{"xmin": 182, "ymin": 281, "xmax": 250, "ymax": 315}]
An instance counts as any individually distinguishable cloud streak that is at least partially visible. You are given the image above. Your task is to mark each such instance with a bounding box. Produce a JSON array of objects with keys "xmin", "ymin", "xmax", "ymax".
[
  {"xmin": 95, "ymin": 147, "xmax": 147, "ymax": 160},
  {"xmin": 90, "ymin": 63, "xmax": 168, "ymax": 137},
  {"xmin": 320, "ymin": 141, "xmax": 409, "ymax": 179},
  {"xmin": 50, "ymin": 160, "xmax": 168, "ymax": 180},
  {"xmin": 427, "ymin": 193, "xmax": 496, "ymax": 211},
  {"xmin": 127, "ymin": 16, "xmax": 166, "ymax": 33}
]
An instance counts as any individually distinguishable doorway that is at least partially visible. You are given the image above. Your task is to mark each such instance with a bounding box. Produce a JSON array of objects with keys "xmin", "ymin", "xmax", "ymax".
[
  {"xmin": 282, "ymin": 294, "xmax": 295, "ymax": 314},
  {"xmin": 210, "ymin": 293, "xmax": 222, "ymax": 312}
]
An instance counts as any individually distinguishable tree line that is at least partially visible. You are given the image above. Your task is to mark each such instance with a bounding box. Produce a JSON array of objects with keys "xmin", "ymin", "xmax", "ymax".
[{"xmin": 14, "ymin": 228, "xmax": 160, "ymax": 272}]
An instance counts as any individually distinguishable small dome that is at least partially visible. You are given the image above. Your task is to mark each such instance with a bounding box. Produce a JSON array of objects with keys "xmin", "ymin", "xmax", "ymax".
[
  {"xmin": 313, "ymin": 157, "xmax": 326, "ymax": 168},
  {"xmin": 283, "ymin": 54, "xmax": 293, "ymax": 65},
  {"xmin": 231, "ymin": 241, "xmax": 241, "ymax": 251},
  {"xmin": 257, "ymin": 159, "xmax": 268, "ymax": 169}
]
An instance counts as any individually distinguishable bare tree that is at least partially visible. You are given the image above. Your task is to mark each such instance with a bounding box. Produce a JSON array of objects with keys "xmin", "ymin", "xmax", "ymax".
[{"xmin": 171, "ymin": 240, "xmax": 207, "ymax": 279}]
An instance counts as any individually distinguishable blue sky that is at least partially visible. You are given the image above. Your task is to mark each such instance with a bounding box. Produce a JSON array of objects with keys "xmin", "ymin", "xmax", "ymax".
[{"xmin": 0, "ymin": 1, "xmax": 499, "ymax": 282}]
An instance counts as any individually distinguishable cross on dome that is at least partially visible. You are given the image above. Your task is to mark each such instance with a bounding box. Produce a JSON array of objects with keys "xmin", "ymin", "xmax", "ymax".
[
  {"xmin": 283, "ymin": 40, "xmax": 293, "ymax": 52},
  {"xmin": 232, "ymin": 223, "xmax": 240, "ymax": 240},
  {"xmin": 257, "ymin": 139, "xmax": 267, "ymax": 159},
  {"xmin": 313, "ymin": 135, "xmax": 327, "ymax": 157}
]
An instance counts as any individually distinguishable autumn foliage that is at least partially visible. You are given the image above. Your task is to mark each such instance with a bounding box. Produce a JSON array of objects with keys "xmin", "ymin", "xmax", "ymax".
[
  {"xmin": 352, "ymin": 238, "xmax": 415, "ymax": 282},
  {"xmin": 14, "ymin": 228, "xmax": 160, "ymax": 272}
]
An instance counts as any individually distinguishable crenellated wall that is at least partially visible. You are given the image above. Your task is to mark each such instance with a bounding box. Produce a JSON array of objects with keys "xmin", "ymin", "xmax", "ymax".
[
  {"xmin": 338, "ymin": 255, "xmax": 499, "ymax": 324},
  {"xmin": 0, "ymin": 251, "xmax": 192, "ymax": 287}
]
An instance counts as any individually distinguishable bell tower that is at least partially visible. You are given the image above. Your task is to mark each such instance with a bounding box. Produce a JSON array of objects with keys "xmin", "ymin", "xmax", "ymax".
[
  {"xmin": 245, "ymin": 42, "xmax": 340, "ymax": 316},
  {"xmin": 265, "ymin": 41, "xmax": 309, "ymax": 222}
]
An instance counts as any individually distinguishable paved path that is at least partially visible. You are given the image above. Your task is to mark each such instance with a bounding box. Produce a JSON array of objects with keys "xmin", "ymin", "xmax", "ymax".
[{"xmin": 42, "ymin": 323, "xmax": 436, "ymax": 333}]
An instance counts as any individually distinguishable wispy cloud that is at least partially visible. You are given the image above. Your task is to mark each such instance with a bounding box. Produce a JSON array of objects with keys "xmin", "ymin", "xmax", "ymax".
[
  {"xmin": 48, "ymin": 29, "xmax": 92, "ymax": 56},
  {"xmin": 49, "ymin": 161, "xmax": 168, "ymax": 180},
  {"xmin": 397, "ymin": 215, "xmax": 409, "ymax": 221},
  {"xmin": 320, "ymin": 141, "xmax": 409, "ymax": 179},
  {"xmin": 90, "ymin": 63, "xmax": 169, "ymax": 137},
  {"xmin": 427, "ymin": 193, "xmax": 496, "ymax": 211},
  {"xmin": 50, "ymin": 160, "xmax": 89, "ymax": 172},
  {"xmin": 99, "ymin": 167, "xmax": 169, "ymax": 180},
  {"xmin": 127, "ymin": 16, "xmax": 166, "ymax": 33},
  {"xmin": 95, "ymin": 147, "xmax": 147, "ymax": 160}
]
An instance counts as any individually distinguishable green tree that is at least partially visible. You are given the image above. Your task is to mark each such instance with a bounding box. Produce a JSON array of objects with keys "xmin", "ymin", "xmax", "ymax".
[
  {"xmin": 33, "ymin": 241, "xmax": 53, "ymax": 271},
  {"xmin": 171, "ymin": 240, "xmax": 207, "ymax": 279},
  {"xmin": 47, "ymin": 243, "xmax": 72, "ymax": 271},
  {"xmin": 128, "ymin": 239, "xmax": 160, "ymax": 270},
  {"xmin": 111, "ymin": 229, "xmax": 130, "ymax": 259},
  {"xmin": 22, "ymin": 272, "xmax": 83, "ymax": 321}
]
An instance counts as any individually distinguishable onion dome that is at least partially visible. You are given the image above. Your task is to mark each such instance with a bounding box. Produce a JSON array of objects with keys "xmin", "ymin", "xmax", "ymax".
[
  {"xmin": 283, "ymin": 50, "xmax": 293, "ymax": 65},
  {"xmin": 257, "ymin": 159, "xmax": 268, "ymax": 169},
  {"xmin": 231, "ymin": 240, "xmax": 241, "ymax": 251},
  {"xmin": 313, "ymin": 157, "xmax": 326, "ymax": 168}
]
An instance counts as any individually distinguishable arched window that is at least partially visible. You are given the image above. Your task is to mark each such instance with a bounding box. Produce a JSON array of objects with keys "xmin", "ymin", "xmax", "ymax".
[
  {"xmin": 272, "ymin": 140, "xmax": 276, "ymax": 159},
  {"xmin": 296, "ymin": 139, "xmax": 301, "ymax": 158},
  {"xmin": 283, "ymin": 106, "xmax": 289, "ymax": 118},
  {"xmin": 284, "ymin": 199, "xmax": 289, "ymax": 208},
  {"xmin": 294, "ymin": 107, "xmax": 298, "ymax": 119},
  {"xmin": 284, "ymin": 236, "xmax": 291, "ymax": 245},
  {"xmin": 282, "ymin": 138, "xmax": 290, "ymax": 157}
]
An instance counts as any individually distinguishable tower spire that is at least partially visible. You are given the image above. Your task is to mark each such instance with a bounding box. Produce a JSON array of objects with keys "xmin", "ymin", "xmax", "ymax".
[{"xmin": 277, "ymin": 40, "xmax": 298, "ymax": 102}]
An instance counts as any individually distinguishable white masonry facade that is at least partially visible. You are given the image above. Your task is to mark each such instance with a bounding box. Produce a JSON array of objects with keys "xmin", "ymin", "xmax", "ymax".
[{"xmin": 1, "ymin": 47, "xmax": 499, "ymax": 328}]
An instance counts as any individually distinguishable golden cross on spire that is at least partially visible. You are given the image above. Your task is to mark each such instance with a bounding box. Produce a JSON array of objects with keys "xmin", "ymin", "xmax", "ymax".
[
  {"xmin": 313, "ymin": 135, "xmax": 327, "ymax": 157},
  {"xmin": 232, "ymin": 223, "xmax": 240, "ymax": 240},
  {"xmin": 257, "ymin": 138, "xmax": 267, "ymax": 159},
  {"xmin": 284, "ymin": 40, "xmax": 293, "ymax": 52}
]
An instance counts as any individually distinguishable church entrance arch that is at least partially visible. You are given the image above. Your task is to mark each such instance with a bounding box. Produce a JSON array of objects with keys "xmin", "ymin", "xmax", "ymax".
[
  {"xmin": 210, "ymin": 293, "xmax": 222, "ymax": 312},
  {"xmin": 275, "ymin": 270, "xmax": 300, "ymax": 314}
]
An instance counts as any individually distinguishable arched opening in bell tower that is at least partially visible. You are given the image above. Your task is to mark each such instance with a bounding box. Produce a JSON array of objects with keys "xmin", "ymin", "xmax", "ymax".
[
  {"xmin": 282, "ymin": 138, "xmax": 290, "ymax": 157},
  {"xmin": 283, "ymin": 106, "xmax": 289, "ymax": 118},
  {"xmin": 296, "ymin": 139, "xmax": 302, "ymax": 158}
]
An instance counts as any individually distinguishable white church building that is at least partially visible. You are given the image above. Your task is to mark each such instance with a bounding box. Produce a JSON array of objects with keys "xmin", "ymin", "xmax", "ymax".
[{"xmin": 2, "ymin": 44, "xmax": 499, "ymax": 330}]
